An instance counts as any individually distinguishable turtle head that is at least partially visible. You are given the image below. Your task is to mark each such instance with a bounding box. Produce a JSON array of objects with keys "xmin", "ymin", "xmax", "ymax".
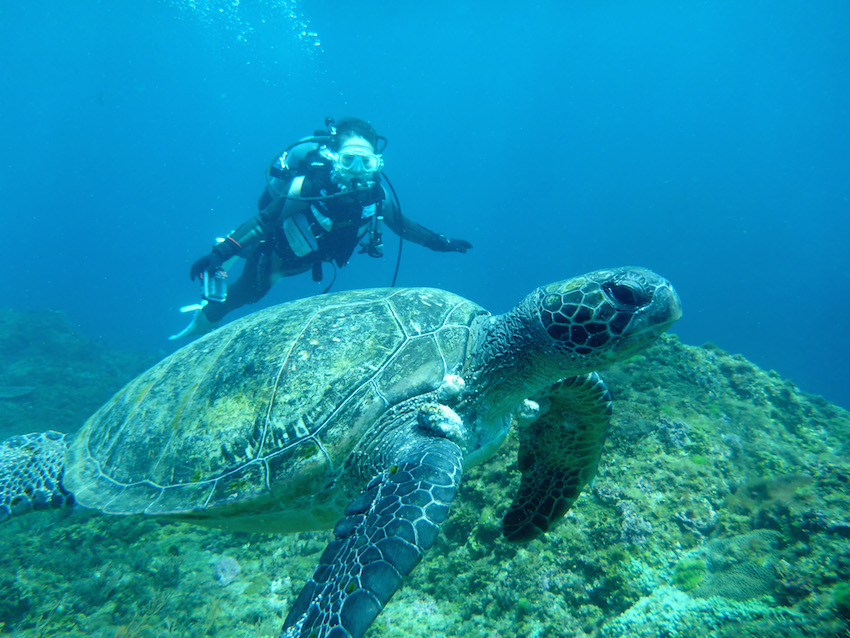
[
  {"xmin": 463, "ymin": 266, "xmax": 680, "ymax": 453},
  {"xmin": 528, "ymin": 266, "xmax": 682, "ymax": 372}
]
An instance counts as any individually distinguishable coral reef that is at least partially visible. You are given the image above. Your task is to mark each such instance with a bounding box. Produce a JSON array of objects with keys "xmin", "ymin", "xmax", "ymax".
[
  {"xmin": 0, "ymin": 309, "xmax": 156, "ymax": 439},
  {"xmin": 1, "ymin": 309, "xmax": 850, "ymax": 637},
  {"xmin": 214, "ymin": 556, "xmax": 242, "ymax": 587}
]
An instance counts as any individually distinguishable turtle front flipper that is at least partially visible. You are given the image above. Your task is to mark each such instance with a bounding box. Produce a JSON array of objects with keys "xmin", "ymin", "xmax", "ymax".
[
  {"xmin": 281, "ymin": 436, "xmax": 464, "ymax": 638},
  {"xmin": 0, "ymin": 431, "xmax": 75, "ymax": 523},
  {"xmin": 502, "ymin": 372, "xmax": 611, "ymax": 542}
]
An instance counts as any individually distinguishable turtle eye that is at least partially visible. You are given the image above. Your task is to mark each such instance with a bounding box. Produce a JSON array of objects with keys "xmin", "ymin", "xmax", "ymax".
[{"xmin": 603, "ymin": 281, "xmax": 651, "ymax": 309}]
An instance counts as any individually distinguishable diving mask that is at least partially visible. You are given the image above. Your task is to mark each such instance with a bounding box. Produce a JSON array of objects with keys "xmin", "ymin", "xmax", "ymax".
[{"xmin": 334, "ymin": 146, "xmax": 383, "ymax": 175}]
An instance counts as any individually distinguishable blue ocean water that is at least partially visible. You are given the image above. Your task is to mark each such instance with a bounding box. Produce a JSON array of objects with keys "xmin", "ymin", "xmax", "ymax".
[{"xmin": 2, "ymin": 1, "xmax": 848, "ymax": 408}]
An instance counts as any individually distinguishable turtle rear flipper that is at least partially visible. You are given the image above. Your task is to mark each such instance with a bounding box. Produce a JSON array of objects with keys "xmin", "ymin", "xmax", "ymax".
[
  {"xmin": 502, "ymin": 373, "xmax": 612, "ymax": 542},
  {"xmin": 0, "ymin": 431, "xmax": 75, "ymax": 523},
  {"xmin": 282, "ymin": 436, "xmax": 463, "ymax": 638}
]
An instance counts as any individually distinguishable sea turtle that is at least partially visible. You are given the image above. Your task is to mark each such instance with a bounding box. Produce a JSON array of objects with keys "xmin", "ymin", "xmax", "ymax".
[{"xmin": 0, "ymin": 266, "xmax": 681, "ymax": 637}]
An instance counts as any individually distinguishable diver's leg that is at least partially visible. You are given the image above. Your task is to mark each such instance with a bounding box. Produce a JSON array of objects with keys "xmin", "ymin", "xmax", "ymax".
[
  {"xmin": 170, "ymin": 250, "xmax": 308, "ymax": 340},
  {"xmin": 170, "ymin": 249, "xmax": 275, "ymax": 340}
]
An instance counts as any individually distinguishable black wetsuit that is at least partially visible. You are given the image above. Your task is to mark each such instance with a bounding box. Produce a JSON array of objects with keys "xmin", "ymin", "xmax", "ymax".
[{"xmin": 202, "ymin": 161, "xmax": 447, "ymax": 323}]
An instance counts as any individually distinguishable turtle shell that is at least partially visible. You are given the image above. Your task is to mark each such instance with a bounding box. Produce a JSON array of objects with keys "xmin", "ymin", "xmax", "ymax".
[{"xmin": 64, "ymin": 287, "xmax": 484, "ymax": 531}]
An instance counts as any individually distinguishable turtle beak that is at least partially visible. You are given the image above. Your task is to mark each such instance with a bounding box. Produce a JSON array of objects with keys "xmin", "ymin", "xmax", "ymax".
[
  {"xmin": 610, "ymin": 277, "xmax": 682, "ymax": 357},
  {"xmin": 659, "ymin": 281, "xmax": 683, "ymax": 326},
  {"xmin": 653, "ymin": 280, "xmax": 682, "ymax": 330}
]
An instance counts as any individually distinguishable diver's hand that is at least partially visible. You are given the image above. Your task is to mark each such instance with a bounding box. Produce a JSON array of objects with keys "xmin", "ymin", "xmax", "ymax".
[
  {"xmin": 190, "ymin": 238, "xmax": 240, "ymax": 280},
  {"xmin": 446, "ymin": 238, "xmax": 472, "ymax": 253},
  {"xmin": 359, "ymin": 242, "xmax": 384, "ymax": 258},
  {"xmin": 425, "ymin": 234, "xmax": 473, "ymax": 253},
  {"xmin": 189, "ymin": 253, "xmax": 223, "ymax": 281}
]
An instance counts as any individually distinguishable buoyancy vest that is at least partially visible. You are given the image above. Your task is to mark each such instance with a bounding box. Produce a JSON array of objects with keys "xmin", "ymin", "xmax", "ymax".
[{"xmin": 277, "ymin": 174, "xmax": 384, "ymax": 268}]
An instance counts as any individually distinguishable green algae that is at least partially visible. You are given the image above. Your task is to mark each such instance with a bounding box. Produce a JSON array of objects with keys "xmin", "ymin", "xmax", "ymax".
[
  {"xmin": 833, "ymin": 582, "xmax": 850, "ymax": 619},
  {"xmin": 673, "ymin": 559, "xmax": 707, "ymax": 591}
]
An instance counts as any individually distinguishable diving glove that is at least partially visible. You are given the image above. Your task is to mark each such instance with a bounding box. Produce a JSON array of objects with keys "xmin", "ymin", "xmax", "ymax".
[
  {"xmin": 425, "ymin": 234, "xmax": 473, "ymax": 253},
  {"xmin": 190, "ymin": 254, "xmax": 222, "ymax": 281},
  {"xmin": 189, "ymin": 239, "xmax": 238, "ymax": 281}
]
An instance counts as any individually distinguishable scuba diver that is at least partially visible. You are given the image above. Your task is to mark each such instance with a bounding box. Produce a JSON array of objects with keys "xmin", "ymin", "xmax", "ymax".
[{"xmin": 171, "ymin": 117, "xmax": 472, "ymax": 340}]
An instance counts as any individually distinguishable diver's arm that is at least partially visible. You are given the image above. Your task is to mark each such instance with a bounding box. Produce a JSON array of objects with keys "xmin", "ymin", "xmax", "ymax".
[
  {"xmin": 223, "ymin": 215, "xmax": 270, "ymax": 254},
  {"xmin": 210, "ymin": 203, "xmax": 277, "ymax": 259},
  {"xmin": 382, "ymin": 187, "xmax": 472, "ymax": 253},
  {"xmin": 188, "ymin": 215, "xmax": 266, "ymax": 281},
  {"xmin": 210, "ymin": 180, "xmax": 309, "ymax": 259},
  {"xmin": 189, "ymin": 182, "xmax": 307, "ymax": 281},
  {"xmin": 380, "ymin": 187, "xmax": 437, "ymax": 244}
]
